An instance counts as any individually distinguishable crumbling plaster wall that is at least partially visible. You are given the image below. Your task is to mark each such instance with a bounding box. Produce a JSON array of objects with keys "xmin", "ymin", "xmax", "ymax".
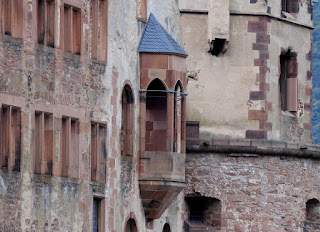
[
  {"xmin": 185, "ymin": 153, "xmax": 320, "ymax": 232},
  {"xmin": 181, "ymin": 14, "xmax": 260, "ymax": 139},
  {"xmin": 181, "ymin": 10, "xmax": 312, "ymax": 142},
  {"xmin": 267, "ymin": 20, "xmax": 312, "ymax": 143}
]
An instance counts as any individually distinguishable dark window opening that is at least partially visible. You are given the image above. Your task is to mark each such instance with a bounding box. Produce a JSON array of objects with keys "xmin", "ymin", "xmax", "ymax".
[
  {"xmin": 163, "ymin": 223, "xmax": 171, "ymax": 232},
  {"xmin": 186, "ymin": 196, "xmax": 222, "ymax": 229},
  {"xmin": 93, "ymin": 197, "xmax": 105, "ymax": 232},
  {"xmin": 209, "ymin": 38, "xmax": 228, "ymax": 56},
  {"xmin": 145, "ymin": 79, "xmax": 167, "ymax": 152},
  {"xmin": 306, "ymin": 199, "xmax": 320, "ymax": 230},
  {"xmin": 125, "ymin": 219, "xmax": 138, "ymax": 232},
  {"xmin": 282, "ymin": 0, "xmax": 299, "ymax": 13},
  {"xmin": 279, "ymin": 50, "xmax": 298, "ymax": 112}
]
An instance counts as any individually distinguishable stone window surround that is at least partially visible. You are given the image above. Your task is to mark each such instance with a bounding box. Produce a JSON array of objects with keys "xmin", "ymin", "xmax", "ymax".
[
  {"xmin": 90, "ymin": 120, "xmax": 107, "ymax": 183},
  {"xmin": 0, "ymin": 94, "xmax": 25, "ymax": 172},
  {"xmin": 0, "ymin": 0, "xmax": 24, "ymax": 38},
  {"xmin": 30, "ymin": 103, "xmax": 85, "ymax": 179},
  {"xmin": 92, "ymin": 195, "xmax": 106, "ymax": 232}
]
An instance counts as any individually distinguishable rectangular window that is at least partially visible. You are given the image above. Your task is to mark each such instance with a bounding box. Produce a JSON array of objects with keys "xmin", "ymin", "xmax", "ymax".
[
  {"xmin": 91, "ymin": 0, "xmax": 108, "ymax": 61},
  {"xmin": 37, "ymin": 0, "xmax": 55, "ymax": 47},
  {"xmin": 34, "ymin": 112, "xmax": 53, "ymax": 175},
  {"xmin": 280, "ymin": 51, "xmax": 298, "ymax": 112},
  {"xmin": 61, "ymin": 117, "xmax": 69, "ymax": 177},
  {"xmin": 93, "ymin": 197, "xmax": 105, "ymax": 232},
  {"xmin": 91, "ymin": 122, "xmax": 107, "ymax": 182},
  {"xmin": 63, "ymin": 4, "xmax": 81, "ymax": 54},
  {"xmin": 0, "ymin": 105, "xmax": 21, "ymax": 171},
  {"xmin": 282, "ymin": 0, "xmax": 299, "ymax": 13},
  {"xmin": 2, "ymin": 0, "xmax": 23, "ymax": 38},
  {"xmin": 61, "ymin": 116, "xmax": 79, "ymax": 178}
]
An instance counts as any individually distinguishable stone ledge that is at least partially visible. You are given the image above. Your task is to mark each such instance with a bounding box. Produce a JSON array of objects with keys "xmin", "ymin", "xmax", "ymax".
[{"xmin": 186, "ymin": 139, "xmax": 320, "ymax": 159}]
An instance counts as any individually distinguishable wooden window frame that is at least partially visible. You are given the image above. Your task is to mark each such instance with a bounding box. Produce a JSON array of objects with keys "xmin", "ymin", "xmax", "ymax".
[
  {"xmin": 91, "ymin": 0, "xmax": 108, "ymax": 61},
  {"xmin": 34, "ymin": 111, "xmax": 54, "ymax": 175},
  {"xmin": 63, "ymin": 3, "xmax": 82, "ymax": 54},
  {"xmin": 37, "ymin": 0, "xmax": 55, "ymax": 47},
  {"xmin": 1, "ymin": 0, "xmax": 24, "ymax": 38},
  {"xmin": 91, "ymin": 121, "xmax": 107, "ymax": 183},
  {"xmin": 61, "ymin": 116, "xmax": 80, "ymax": 178},
  {"xmin": 0, "ymin": 105, "xmax": 22, "ymax": 172},
  {"xmin": 93, "ymin": 197, "xmax": 106, "ymax": 232}
]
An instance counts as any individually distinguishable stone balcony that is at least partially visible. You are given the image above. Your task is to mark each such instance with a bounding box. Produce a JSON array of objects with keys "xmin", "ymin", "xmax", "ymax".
[{"xmin": 139, "ymin": 151, "xmax": 185, "ymax": 219}]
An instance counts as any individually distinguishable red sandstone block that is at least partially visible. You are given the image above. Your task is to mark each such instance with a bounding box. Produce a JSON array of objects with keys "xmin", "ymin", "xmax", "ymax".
[
  {"xmin": 254, "ymin": 58, "xmax": 267, "ymax": 67},
  {"xmin": 257, "ymin": 33, "xmax": 270, "ymax": 44},
  {"xmin": 252, "ymin": 42, "xmax": 268, "ymax": 51},
  {"xmin": 304, "ymin": 123, "xmax": 312, "ymax": 131},
  {"xmin": 250, "ymin": 91, "xmax": 267, "ymax": 101},
  {"xmin": 266, "ymin": 101, "xmax": 273, "ymax": 111},
  {"xmin": 246, "ymin": 130, "xmax": 267, "ymax": 139},
  {"xmin": 305, "ymin": 86, "xmax": 312, "ymax": 96},
  {"xmin": 248, "ymin": 21, "xmax": 267, "ymax": 33},
  {"xmin": 259, "ymin": 83, "xmax": 270, "ymax": 92}
]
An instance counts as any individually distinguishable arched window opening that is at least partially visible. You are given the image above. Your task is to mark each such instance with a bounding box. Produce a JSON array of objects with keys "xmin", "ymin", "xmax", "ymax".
[
  {"xmin": 163, "ymin": 223, "xmax": 171, "ymax": 232},
  {"xmin": 306, "ymin": 198, "xmax": 320, "ymax": 230},
  {"xmin": 173, "ymin": 82, "xmax": 183, "ymax": 153},
  {"xmin": 121, "ymin": 85, "xmax": 134, "ymax": 156},
  {"xmin": 125, "ymin": 219, "xmax": 138, "ymax": 232},
  {"xmin": 185, "ymin": 196, "xmax": 221, "ymax": 230},
  {"xmin": 145, "ymin": 79, "xmax": 167, "ymax": 152}
]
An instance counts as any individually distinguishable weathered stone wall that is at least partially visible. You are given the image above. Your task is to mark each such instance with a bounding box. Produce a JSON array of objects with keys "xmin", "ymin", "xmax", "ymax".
[
  {"xmin": 0, "ymin": 0, "xmax": 185, "ymax": 231},
  {"xmin": 185, "ymin": 152, "xmax": 320, "ymax": 232}
]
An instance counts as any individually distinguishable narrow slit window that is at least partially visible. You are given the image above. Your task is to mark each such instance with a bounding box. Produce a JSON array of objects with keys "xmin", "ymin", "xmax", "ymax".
[
  {"xmin": 93, "ymin": 197, "xmax": 105, "ymax": 232},
  {"xmin": 61, "ymin": 117, "xmax": 69, "ymax": 177}
]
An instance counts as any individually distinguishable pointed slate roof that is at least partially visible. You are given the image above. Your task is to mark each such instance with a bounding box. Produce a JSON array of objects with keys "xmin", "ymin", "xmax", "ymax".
[{"xmin": 138, "ymin": 14, "xmax": 188, "ymax": 56}]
